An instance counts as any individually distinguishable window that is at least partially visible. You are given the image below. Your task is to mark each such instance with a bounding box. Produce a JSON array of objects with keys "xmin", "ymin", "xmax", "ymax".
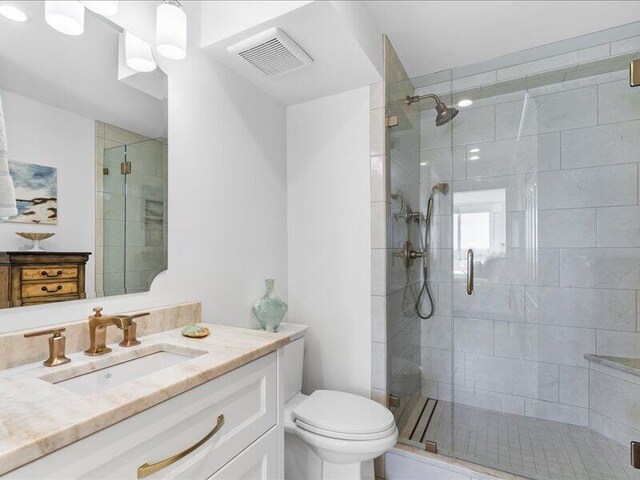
[{"xmin": 453, "ymin": 188, "xmax": 506, "ymax": 278}]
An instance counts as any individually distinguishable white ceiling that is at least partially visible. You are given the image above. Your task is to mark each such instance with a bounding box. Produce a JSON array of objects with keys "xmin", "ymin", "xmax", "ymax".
[
  {"xmin": 366, "ymin": 1, "xmax": 640, "ymax": 78},
  {"xmin": 0, "ymin": 1, "xmax": 167, "ymax": 138},
  {"xmin": 200, "ymin": 1, "xmax": 381, "ymax": 105}
]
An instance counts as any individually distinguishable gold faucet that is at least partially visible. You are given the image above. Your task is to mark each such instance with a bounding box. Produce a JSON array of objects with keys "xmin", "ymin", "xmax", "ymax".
[{"xmin": 84, "ymin": 307, "xmax": 150, "ymax": 356}]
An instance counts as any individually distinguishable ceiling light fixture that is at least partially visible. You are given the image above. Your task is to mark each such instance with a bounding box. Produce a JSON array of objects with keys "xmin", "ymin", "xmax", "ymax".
[
  {"xmin": 125, "ymin": 31, "xmax": 157, "ymax": 73},
  {"xmin": 156, "ymin": 0, "xmax": 186, "ymax": 60},
  {"xmin": 457, "ymin": 99, "xmax": 473, "ymax": 108},
  {"xmin": 469, "ymin": 155, "xmax": 480, "ymax": 161},
  {"xmin": 469, "ymin": 148, "xmax": 480, "ymax": 153},
  {"xmin": 0, "ymin": 5, "xmax": 28, "ymax": 22},
  {"xmin": 420, "ymin": 162, "xmax": 427, "ymax": 166},
  {"xmin": 45, "ymin": 1, "xmax": 85, "ymax": 36},
  {"xmin": 83, "ymin": 1, "xmax": 118, "ymax": 17}
]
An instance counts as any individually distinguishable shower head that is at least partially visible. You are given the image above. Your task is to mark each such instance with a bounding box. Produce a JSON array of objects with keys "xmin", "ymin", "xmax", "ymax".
[
  {"xmin": 431, "ymin": 182, "xmax": 449, "ymax": 195},
  {"xmin": 405, "ymin": 93, "xmax": 459, "ymax": 126},
  {"xmin": 434, "ymin": 102, "xmax": 459, "ymax": 126}
]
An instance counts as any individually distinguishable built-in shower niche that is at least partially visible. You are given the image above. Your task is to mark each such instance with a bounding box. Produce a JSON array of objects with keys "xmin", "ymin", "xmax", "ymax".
[
  {"xmin": 144, "ymin": 199, "xmax": 165, "ymax": 247},
  {"xmin": 387, "ymin": 21, "xmax": 640, "ymax": 480}
]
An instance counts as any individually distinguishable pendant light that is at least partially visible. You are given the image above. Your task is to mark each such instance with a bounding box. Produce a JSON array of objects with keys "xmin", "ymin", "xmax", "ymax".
[
  {"xmin": 0, "ymin": 5, "xmax": 28, "ymax": 22},
  {"xmin": 45, "ymin": 1, "xmax": 84, "ymax": 36},
  {"xmin": 83, "ymin": 1, "xmax": 118, "ymax": 17},
  {"xmin": 125, "ymin": 31, "xmax": 157, "ymax": 73},
  {"xmin": 156, "ymin": 0, "xmax": 186, "ymax": 60}
]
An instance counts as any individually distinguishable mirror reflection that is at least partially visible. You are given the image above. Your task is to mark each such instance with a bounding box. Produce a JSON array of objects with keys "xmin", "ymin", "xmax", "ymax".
[{"xmin": 0, "ymin": 1, "xmax": 168, "ymax": 308}]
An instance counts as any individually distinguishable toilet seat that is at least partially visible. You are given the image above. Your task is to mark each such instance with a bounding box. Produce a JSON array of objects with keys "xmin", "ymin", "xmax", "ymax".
[
  {"xmin": 295, "ymin": 418, "xmax": 397, "ymax": 440},
  {"xmin": 291, "ymin": 390, "xmax": 395, "ymax": 440}
]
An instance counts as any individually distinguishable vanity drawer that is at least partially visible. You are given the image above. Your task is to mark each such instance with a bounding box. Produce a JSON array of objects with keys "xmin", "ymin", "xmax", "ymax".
[
  {"xmin": 208, "ymin": 427, "xmax": 278, "ymax": 480},
  {"xmin": 21, "ymin": 281, "xmax": 78, "ymax": 299},
  {"xmin": 6, "ymin": 352, "xmax": 277, "ymax": 479},
  {"xmin": 21, "ymin": 266, "xmax": 78, "ymax": 281}
]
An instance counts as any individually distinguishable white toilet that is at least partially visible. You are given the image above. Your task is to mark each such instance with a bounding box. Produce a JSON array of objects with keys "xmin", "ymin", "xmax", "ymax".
[{"xmin": 278, "ymin": 323, "xmax": 398, "ymax": 480}]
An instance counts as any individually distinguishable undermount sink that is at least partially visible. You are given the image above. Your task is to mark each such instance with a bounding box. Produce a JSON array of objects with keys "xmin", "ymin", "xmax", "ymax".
[{"xmin": 53, "ymin": 349, "xmax": 202, "ymax": 395}]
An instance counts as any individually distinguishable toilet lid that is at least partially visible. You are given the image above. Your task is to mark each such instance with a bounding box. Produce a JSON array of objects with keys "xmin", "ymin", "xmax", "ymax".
[
  {"xmin": 295, "ymin": 418, "xmax": 397, "ymax": 441},
  {"xmin": 292, "ymin": 390, "xmax": 395, "ymax": 436}
]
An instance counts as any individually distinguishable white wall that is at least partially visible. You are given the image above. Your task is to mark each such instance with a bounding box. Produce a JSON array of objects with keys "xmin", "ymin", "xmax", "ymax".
[
  {"xmin": 330, "ymin": 1, "xmax": 383, "ymax": 76},
  {"xmin": 199, "ymin": 1, "xmax": 312, "ymax": 46},
  {"xmin": 287, "ymin": 86, "xmax": 371, "ymax": 397},
  {"xmin": 1, "ymin": 90, "xmax": 95, "ymax": 295},
  {"xmin": 0, "ymin": 3, "xmax": 288, "ymax": 333}
]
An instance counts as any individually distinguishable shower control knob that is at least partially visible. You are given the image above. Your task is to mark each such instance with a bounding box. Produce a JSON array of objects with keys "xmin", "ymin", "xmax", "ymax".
[{"xmin": 394, "ymin": 241, "xmax": 426, "ymax": 269}]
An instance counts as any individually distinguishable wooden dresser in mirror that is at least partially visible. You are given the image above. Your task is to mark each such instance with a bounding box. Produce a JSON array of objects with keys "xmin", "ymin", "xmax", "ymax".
[{"xmin": 0, "ymin": 252, "xmax": 90, "ymax": 308}]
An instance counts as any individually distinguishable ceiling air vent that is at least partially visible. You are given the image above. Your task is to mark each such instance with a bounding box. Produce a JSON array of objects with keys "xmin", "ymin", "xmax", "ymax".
[{"xmin": 227, "ymin": 28, "xmax": 313, "ymax": 77}]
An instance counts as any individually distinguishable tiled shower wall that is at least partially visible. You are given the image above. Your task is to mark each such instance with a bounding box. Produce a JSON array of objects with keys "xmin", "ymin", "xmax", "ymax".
[
  {"xmin": 371, "ymin": 36, "xmax": 422, "ymax": 425},
  {"xmin": 122, "ymin": 139, "xmax": 168, "ymax": 294},
  {"xmin": 95, "ymin": 122, "xmax": 168, "ymax": 297},
  {"xmin": 418, "ymin": 33, "xmax": 640, "ymax": 438}
]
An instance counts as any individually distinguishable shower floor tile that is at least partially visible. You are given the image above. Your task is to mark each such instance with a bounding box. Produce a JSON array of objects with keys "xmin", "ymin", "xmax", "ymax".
[{"xmin": 400, "ymin": 398, "xmax": 640, "ymax": 480}]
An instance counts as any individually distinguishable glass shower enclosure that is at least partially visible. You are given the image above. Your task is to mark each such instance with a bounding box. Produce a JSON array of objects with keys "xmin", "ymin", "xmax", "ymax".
[
  {"xmin": 100, "ymin": 138, "xmax": 168, "ymax": 296},
  {"xmin": 387, "ymin": 21, "xmax": 640, "ymax": 480}
]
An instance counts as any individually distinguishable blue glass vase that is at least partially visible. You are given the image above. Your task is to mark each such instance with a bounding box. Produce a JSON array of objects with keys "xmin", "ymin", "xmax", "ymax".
[{"xmin": 252, "ymin": 279, "xmax": 287, "ymax": 332}]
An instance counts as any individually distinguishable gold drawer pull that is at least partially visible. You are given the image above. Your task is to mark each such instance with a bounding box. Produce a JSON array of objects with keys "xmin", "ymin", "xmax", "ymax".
[
  {"xmin": 137, "ymin": 414, "xmax": 224, "ymax": 479},
  {"xmin": 42, "ymin": 270, "xmax": 63, "ymax": 278},
  {"xmin": 41, "ymin": 285, "xmax": 63, "ymax": 293}
]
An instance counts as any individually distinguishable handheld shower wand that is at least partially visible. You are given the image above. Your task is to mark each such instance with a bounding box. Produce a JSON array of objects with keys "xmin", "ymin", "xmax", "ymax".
[{"xmin": 416, "ymin": 182, "xmax": 449, "ymax": 319}]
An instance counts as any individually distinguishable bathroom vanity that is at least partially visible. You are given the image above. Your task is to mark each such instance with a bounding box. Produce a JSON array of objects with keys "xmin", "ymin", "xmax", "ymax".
[{"xmin": 0, "ymin": 305, "xmax": 289, "ymax": 479}]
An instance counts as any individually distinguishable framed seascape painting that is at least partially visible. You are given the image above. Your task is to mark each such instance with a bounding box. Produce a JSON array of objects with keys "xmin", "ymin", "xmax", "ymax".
[{"xmin": 5, "ymin": 161, "xmax": 57, "ymax": 225}]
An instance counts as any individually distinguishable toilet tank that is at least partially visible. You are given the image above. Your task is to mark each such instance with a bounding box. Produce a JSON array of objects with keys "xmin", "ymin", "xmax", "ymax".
[{"xmin": 276, "ymin": 323, "xmax": 309, "ymax": 403}]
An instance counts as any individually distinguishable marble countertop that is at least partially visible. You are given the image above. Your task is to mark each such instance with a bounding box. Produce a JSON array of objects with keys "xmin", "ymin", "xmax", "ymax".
[
  {"xmin": 0, "ymin": 324, "xmax": 289, "ymax": 475},
  {"xmin": 584, "ymin": 353, "xmax": 640, "ymax": 377}
]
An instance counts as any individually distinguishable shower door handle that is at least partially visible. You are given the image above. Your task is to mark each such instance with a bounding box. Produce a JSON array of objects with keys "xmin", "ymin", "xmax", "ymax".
[{"xmin": 466, "ymin": 249, "xmax": 474, "ymax": 296}]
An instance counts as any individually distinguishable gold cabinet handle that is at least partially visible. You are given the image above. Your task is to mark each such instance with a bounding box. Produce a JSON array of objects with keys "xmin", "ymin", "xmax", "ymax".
[
  {"xmin": 42, "ymin": 270, "xmax": 63, "ymax": 277},
  {"xmin": 41, "ymin": 285, "xmax": 63, "ymax": 293},
  {"xmin": 137, "ymin": 414, "xmax": 224, "ymax": 479}
]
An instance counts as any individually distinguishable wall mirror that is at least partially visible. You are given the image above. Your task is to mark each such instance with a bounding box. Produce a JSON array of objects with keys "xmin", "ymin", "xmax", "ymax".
[{"xmin": 0, "ymin": 2, "xmax": 168, "ymax": 309}]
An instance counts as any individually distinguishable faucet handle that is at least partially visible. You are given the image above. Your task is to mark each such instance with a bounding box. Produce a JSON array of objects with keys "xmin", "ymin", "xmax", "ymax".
[
  {"xmin": 119, "ymin": 323, "xmax": 141, "ymax": 347},
  {"xmin": 118, "ymin": 312, "xmax": 147, "ymax": 347},
  {"xmin": 24, "ymin": 328, "xmax": 71, "ymax": 367},
  {"xmin": 24, "ymin": 327, "xmax": 66, "ymax": 338},
  {"xmin": 93, "ymin": 306, "xmax": 103, "ymax": 317}
]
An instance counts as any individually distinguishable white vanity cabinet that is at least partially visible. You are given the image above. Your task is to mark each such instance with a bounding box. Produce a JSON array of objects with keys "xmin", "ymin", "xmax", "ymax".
[{"xmin": 6, "ymin": 352, "xmax": 281, "ymax": 480}]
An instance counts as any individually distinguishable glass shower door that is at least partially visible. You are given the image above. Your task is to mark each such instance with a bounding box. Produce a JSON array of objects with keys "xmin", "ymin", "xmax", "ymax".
[
  {"xmin": 449, "ymin": 88, "xmax": 540, "ymax": 472},
  {"xmin": 399, "ymin": 21, "xmax": 640, "ymax": 480},
  {"xmin": 446, "ymin": 38, "xmax": 640, "ymax": 480},
  {"xmin": 101, "ymin": 145, "xmax": 126, "ymax": 296}
]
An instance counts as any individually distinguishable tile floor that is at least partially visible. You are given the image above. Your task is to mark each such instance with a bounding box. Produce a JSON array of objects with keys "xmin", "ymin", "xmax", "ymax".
[{"xmin": 400, "ymin": 398, "xmax": 640, "ymax": 480}]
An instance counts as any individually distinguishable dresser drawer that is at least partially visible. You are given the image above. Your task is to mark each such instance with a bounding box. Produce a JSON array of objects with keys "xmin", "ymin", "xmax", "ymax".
[
  {"xmin": 21, "ymin": 266, "xmax": 78, "ymax": 281},
  {"xmin": 6, "ymin": 352, "xmax": 278, "ymax": 479},
  {"xmin": 21, "ymin": 281, "xmax": 78, "ymax": 299}
]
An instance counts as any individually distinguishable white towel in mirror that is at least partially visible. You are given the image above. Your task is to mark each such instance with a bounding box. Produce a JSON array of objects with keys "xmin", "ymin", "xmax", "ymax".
[{"xmin": 0, "ymin": 92, "xmax": 17, "ymax": 219}]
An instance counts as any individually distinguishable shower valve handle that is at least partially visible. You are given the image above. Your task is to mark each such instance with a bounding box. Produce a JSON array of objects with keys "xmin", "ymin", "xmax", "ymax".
[{"xmin": 394, "ymin": 241, "xmax": 428, "ymax": 269}]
